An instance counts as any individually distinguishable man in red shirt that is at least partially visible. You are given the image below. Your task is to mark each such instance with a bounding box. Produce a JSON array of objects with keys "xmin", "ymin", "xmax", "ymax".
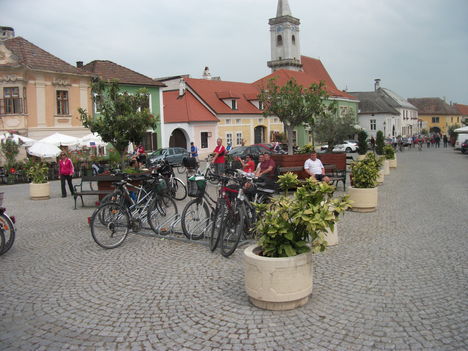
[
  {"xmin": 255, "ymin": 153, "xmax": 276, "ymax": 187},
  {"xmin": 211, "ymin": 138, "xmax": 226, "ymax": 176}
]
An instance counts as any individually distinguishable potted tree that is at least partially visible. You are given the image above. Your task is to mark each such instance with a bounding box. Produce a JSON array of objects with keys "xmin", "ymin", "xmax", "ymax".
[
  {"xmin": 364, "ymin": 152, "xmax": 384, "ymax": 185},
  {"xmin": 348, "ymin": 156, "xmax": 379, "ymax": 212},
  {"xmin": 375, "ymin": 131, "xmax": 389, "ymax": 175},
  {"xmin": 384, "ymin": 145, "xmax": 397, "ymax": 168},
  {"xmin": 244, "ymin": 175, "xmax": 350, "ymax": 311},
  {"xmin": 25, "ymin": 161, "xmax": 50, "ymax": 200},
  {"xmin": 357, "ymin": 130, "xmax": 368, "ymax": 160}
]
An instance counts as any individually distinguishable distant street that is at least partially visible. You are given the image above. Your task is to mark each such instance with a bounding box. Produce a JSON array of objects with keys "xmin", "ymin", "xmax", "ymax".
[{"xmin": 0, "ymin": 147, "xmax": 467, "ymax": 351}]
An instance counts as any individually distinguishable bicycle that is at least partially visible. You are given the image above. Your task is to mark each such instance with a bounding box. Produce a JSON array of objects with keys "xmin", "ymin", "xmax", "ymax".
[
  {"xmin": 209, "ymin": 171, "xmax": 275, "ymax": 257},
  {"xmin": 0, "ymin": 192, "xmax": 16, "ymax": 256},
  {"xmin": 152, "ymin": 159, "xmax": 187, "ymax": 201},
  {"xmin": 198, "ymin": 155, "xmax": 218, "ymax": 185},
  {"xmin": 90, "ymin": 173, "xmax": 178, "ymax": 249}
]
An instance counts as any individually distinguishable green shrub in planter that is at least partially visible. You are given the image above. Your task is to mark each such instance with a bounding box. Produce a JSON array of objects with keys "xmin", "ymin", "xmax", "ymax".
[
  {"xmin": 26, "ymin": 162, "xmax": 49, "ymax": 184},
  {"xmin": 255, "ymin": 178, "xmax": 350, "ymax": 257},
  {"xmin": 383, "ymin": 145, "xmax": 395, "ymax": 160},
  {"xmin": 363, "ymin": 152, "xmax": 383, "ymax": 169},
  {"xmin": 376, "ymin": 130, "xmax": 385, "ymax": 155},
  {"xmin": 357, "ymin": 130, "xmax": 368, "ymax": 155},
  {"xmin": 276, "ymin": 172, "xmax": 299, "ymax": 196},
  {"xmin": 350, "ymin": 159, "xmax": 379, "ymax": 188},
  {"xmin": 296, "ymin": 144, "xmax": 314, "ymax": 154}
]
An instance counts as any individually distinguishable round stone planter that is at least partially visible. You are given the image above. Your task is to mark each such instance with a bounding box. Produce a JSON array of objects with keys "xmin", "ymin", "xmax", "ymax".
[
  {"xmin": 244, "ymin": 245, "xmax": 313, "ymax": 311},
  {"xmin": 29, "ymin": 182, "xmax": 50, "ymax": 200},
  {"xmin": 377, "ymin": 169, "xmax": 384, "ymax": 185},
  {"xmin": 389, "ymin": 158, "xmax": 397, "ymax": 168},
  {"xmin": 383, "ymin": 160, "xmax": 390, "ymax": 175},
  {"xmin": 348, "ymin": 186, "xmax": 378, "ymax": 212},
  {"xmin": 324, "ymin": 224, "xmax": 338, "ymax": 246}
]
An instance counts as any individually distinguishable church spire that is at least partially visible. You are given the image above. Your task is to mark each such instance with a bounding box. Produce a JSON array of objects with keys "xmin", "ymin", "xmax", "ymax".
[
  {"xmin": 268, "ymin": 0, "xmax": 302, "ymax": 72},
  {"xmin": 276, "ymin": 0, "xmax": 292, "ymax": 17}
]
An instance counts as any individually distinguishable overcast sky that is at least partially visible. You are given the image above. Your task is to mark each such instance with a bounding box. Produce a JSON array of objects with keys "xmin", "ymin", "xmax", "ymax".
[{"xmin": 3, "ymin": 0, "xmax": 468, "ymax": 104}]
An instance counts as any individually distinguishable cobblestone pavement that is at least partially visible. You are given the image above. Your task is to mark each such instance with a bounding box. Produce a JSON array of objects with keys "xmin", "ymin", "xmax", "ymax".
[{"xmin": 0, "ymin": 148, "xmax": 467, "ymax": 351}]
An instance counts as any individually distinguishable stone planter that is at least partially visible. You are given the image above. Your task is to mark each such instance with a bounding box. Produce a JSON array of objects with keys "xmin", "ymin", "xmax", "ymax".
[
  {"xmin": 389, "ymin": 158, "xmax": 397, "ymax": 168},
  {"xmin": 357, "ymin": 154, "xmax": 366, "ymax": 161},
  {"xmin": 29, "ymin": 182, "xmax": 50, "ymax": 200},
  {"xmin": 244, "ymin": 245, "xmax": 313, "ymax": 311},
  {"xmin": 383, "ymin": 160, "xmax": 390, "ymax": 175},
  {"xmin": 324, "ymin": 224, "xmax": 338, "ymax": 246},
  {"xmin": 377, "ymin": 169, "xmax": 384, "ymax": 185},
  {"xmin": 348, "ymin": 186, "xmax": 378, "ymax": 212}
]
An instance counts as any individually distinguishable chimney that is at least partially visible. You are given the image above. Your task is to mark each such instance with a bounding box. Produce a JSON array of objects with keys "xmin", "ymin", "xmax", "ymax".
[
  {"xmin": 202, "ymin": 66, "xmax": 211, "ymax": 80},
  {"xmin": 76, "ymin": 61, "xmax": 83, "ymax": 68},
  {"xmin": 374, "ymin": 79, "xmax": 381, "ymax": 91},
  {"xmin": 0, "ymin": 26, "xmax": 15, "ymax": 40},
  {"xmin": 178, "ymin": 78, "xmax": 186, "ymax": 96}
]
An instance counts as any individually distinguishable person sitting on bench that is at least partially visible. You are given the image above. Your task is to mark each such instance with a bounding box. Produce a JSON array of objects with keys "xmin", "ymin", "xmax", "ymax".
[{"xmin": 304, "ymin": 151, "xmax": 330, "ymax": 183}]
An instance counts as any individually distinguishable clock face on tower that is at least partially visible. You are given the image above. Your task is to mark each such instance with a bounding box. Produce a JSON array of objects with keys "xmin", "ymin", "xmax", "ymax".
[
  {"xmin": 291, "ymin": 25, "xmax": 298, "ymax": 32},
  {"xmin": 276, "ymin": 25, "xmax": 283, "ymax": 32}
]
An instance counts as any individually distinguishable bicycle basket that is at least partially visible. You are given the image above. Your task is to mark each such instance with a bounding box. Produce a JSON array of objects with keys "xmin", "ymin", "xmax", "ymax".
[
  {"xmin": 188, "ymin": 175, "xmax": 206, "ymax": 197},
  {"xmin": 155, "ymin": 178, "xmax": 168, "ymax": 194}
]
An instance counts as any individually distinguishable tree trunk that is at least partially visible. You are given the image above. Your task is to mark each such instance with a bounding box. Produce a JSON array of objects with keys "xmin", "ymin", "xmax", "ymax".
[{"xmin": 285, "ymin": 124, "xmax": 295, "ymax": 155}]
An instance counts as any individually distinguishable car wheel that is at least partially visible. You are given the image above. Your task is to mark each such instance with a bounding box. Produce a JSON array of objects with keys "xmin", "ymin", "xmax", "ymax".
[{"xmin": 346, "ymin": 147, "xmax": 351, "ymax": 153}]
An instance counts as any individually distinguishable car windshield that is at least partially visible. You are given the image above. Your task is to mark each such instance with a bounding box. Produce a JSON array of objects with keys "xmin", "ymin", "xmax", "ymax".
[
  {"xmin": 152, "ymin": 149, "xmax": 167, "ymax": 156},
  {"xmin": 228, "ymin": 146, "xmax": 248, "ymax": 155}
]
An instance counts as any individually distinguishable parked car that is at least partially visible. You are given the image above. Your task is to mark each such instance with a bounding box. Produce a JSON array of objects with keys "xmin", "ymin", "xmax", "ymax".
[
  {"xmin": 146, "ymin": 147, "xmax": 189, "ymax": 167},
  {"xmin": 321, "ymin": 140, "xmax": 358, "ymax": 153},
  {"xmin": 401, "ymin": 137, "xmax": 412, "ymax": 147},
  {"xmin": 228, "ymin": 144, "xmax": 282, "ymax": 162},
  {"xmin": 461, "ymin": 139, "xmax": 468, "ymax": 154}
]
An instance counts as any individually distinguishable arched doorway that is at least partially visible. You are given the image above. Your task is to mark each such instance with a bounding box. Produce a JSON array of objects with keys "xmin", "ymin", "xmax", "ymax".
[
  {"xmin": 254, "ymin": 126, "xmax": 266, "ymax": 144},
  {"xmin": 430, "ymin": 126, "xmax": 441, "ymax": 134},
  {"xmin": 169, "ymin": 128, "xmax": 187, "ymax": 148}
]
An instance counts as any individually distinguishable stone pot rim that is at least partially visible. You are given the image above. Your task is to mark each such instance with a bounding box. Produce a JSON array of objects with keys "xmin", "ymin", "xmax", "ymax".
[{"xmin": 244, "ymin": 244, "xmax": 311, "ymax": 262}]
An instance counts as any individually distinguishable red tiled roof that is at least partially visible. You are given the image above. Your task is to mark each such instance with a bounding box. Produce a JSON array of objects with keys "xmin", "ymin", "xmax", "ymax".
[
  {"xmin": 3, "ymin": 37, "xmax": 89, "ymax": 75},
  {"xmin": 163, "ymin": 90, "xmax": 218, "ymax": 123},
  {"xmin": 253, "ymin": 56, "xmax": 356, "ymax": 100},
  {"xmin": 454, "ymin": 103, "xmax": 468, "ymax": 115},
  {"xmin": 185, "ymin": 78, "xmax": 263, "ymax": 114},
  {"xmin": 215, "ymin": 91, "xmax": 240, "ymax": 99},
  {"xmin": 82, "ymin": 60, "xmax": 164, "ymax": 87}
]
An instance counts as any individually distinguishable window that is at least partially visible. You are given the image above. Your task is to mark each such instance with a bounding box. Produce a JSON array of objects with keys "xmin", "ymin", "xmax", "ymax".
[
  {"xmin": 93, "ymin": 93, "xmax": 103, "ymax": 113},
  {"xmin": 3, "ymin": 87, "xmax": 20, "ymax": 114},
  {"xmin": 236, "ymin": 132, "xmax": 242, "ymax": 145},
  {"xmin": 201, "ymin": 132, "xmax": 208, "ymax": 148},
  {"xmin": 236, "ymin": 119, "xmax": 241, "ymax": 124},
  {"xmin": 231, "ymin": 100, "xmax": 237, "ymax": 110},
  {"xmin": 370, "ymin": 119, "xmax": 376, "ymax": 131},
  {"xmin": 56, "ymin": 90, "xmax": 69, "ymax": 115},
  {"xmin": 258, "ymin": 101, "xmax": 264, "ymax": 110},
  {"xmin": 432, "ymin": 117, "xmax": 439, "ymax": 123},
  {"xmin": 292, "ymin": 35, "xmax": 296, "ymax": 45},
  {"xmin": 225, "ymin": 119, "xmax": 231, "ymax": 124},
  {"xmin": 143, "ymin": 132, "xmax": 157, "ymax": 152},
  {"xmin": 277, "ymin": 35, "xmax": 283, "ymax": 46},
  {"xmin": 226, "ymin": 133, "xmax": 233, "ymax": 146}
]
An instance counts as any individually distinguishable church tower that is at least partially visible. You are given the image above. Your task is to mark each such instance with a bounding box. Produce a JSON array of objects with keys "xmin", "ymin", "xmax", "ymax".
[{"xmin": 267, "ymin": 0, "xmax": 302, "ymax": 72}]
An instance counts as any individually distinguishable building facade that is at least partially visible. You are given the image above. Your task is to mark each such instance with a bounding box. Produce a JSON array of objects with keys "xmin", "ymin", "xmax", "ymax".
[
  {"xmin": 408, "ymin": 97, "xmax": 461, "ymax": 135},
  {"xmin": 0, "ymin": 27, "xmax": 93, "ymax": 138}
]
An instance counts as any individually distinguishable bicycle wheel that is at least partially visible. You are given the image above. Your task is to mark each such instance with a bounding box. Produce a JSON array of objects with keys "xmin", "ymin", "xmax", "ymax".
[
  {"xmin": 205, "ymin": 166, "xmax": 219, "ymax": 185},
  {"xmin": 100, "ymin": 190, "xmax": 125, "ymax": 206},
  {"xmin": 90, "ymin": 203, "xmax": 130, "ymax": 249},
  {"xmin": 209, "ymin": 199, "xmax": 225, "ymax": 251},
  {"xmin": 147, "ymin": 195, "xmax": 178, "ymax": 235},
  {"xmin": 220, "ymin": 202, "xmax": 245, "ymax": 257},
  {"xmin": 181, "ymin": 198, "xmax": 210, "ymax": 240},
  {"xmin": 169, "ymin": 177, "xmax": 187, "ymax": 201},
  {"xmin": 0, "ymin": 226, "xmax": 5, "ymax": 255},
  {"xmin": 0, "ymin": 213, "xmax": 15, "ymax": 254}
]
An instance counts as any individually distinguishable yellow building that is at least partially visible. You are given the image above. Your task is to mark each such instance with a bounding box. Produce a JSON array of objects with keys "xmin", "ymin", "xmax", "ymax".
[{"xmin": 408, "ymin": 98, "xmax": 462, "ymax": 135}]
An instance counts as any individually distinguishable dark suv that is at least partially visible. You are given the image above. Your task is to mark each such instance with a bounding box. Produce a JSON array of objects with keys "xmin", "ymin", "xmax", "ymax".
[{"xmin": 461, "ymin": 139, "xmax": 468, "ymax": 154}]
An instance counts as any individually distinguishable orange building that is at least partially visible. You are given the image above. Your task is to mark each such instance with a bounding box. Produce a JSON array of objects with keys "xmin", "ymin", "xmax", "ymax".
[{"xmin": 0, "ymin": 27, "xmax": 93, "ymax": 139}]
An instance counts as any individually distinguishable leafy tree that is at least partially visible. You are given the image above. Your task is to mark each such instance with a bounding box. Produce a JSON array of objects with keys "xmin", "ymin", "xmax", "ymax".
[
  {"xmin": 375, "ymin": 130, "xmax": 385, "ymax": 155},
  {"xmin": 314, "ymin": 106, "xmax": 357, "ymax": 152},
  {"xmin": 448, "ymin": 124, "xmax": 461, "ymax": 139},
  {"xmin": 79, "ymin": 80, "xmax": 158, "ymax": 168},
  {"xmin": 357, "ymin": 130, "xmax": 368, "ymax": 155},
  {"xmin": 0, "ymin": 138, "xmax": 20, "ymax": 168},
  {"xmin": 259, "ymin": 78, "xmax": 332, "ymax": 155}
]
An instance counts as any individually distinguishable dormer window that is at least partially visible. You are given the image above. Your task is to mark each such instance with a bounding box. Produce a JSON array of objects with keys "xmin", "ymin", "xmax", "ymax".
[
  {"xmin": 258, "ymin": 101, "xmax": 264, "ymax": 110},
  {"xmin": 231, "ymin": 99, "xmax": 237, "ymax": 110}
]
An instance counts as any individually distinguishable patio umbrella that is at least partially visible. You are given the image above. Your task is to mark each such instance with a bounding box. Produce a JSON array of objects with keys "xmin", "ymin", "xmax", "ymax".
[
  {"xmin": 38, "ymin": 132, "xmax": 80, "ymax": 147},
  {"xmin": 78, "ymin": 133, "xmax": 107, "ymax": 147},
  {"xmin": 27, "ymin": 142, "xmax": 62, "ymax": 158},
  {"xmin": 0, "ymin": 133, "xmax": 36, "ymax": 147}
]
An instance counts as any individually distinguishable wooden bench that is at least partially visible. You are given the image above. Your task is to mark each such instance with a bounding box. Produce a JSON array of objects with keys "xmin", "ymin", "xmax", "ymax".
[
  {"xmin": 273, "ymin": 153, "xmax": 348, "ymax": 191},
  {"xmin": 73, "ymin": 176, "xmax": 113, "ymax": 209}
]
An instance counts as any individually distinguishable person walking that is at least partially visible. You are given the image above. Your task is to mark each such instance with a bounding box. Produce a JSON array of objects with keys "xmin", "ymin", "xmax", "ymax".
[
  {"xmin": 443, "ymin": 134, "xmax": 448, "ymax": 148},
  {"xmin": 190, "ymin": 142, "xmax": 199, "ymax": 161},
  {"xmin": 211, "ymin": 138, "xmax": 226, "ymax": 176},
  {"xmin": 59, "ymin": 152, "xmax": 74, "ymax": 198}
]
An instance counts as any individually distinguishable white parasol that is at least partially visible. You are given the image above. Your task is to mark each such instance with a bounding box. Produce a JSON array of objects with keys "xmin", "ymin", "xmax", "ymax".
[
  {"xmin": 78, "ymin": 133, "xmax": 107, "ymax": 147},
  {"xmin": 38, "ymin": 132, "xmax": 80, "ymax": 147},
  {"xmin": 27, "ymin": 142, "xmax": 62, "ymax": 158},
  {"xmin": 0, "ymin": 133, "xmax": 36, "ymax": 147}
]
